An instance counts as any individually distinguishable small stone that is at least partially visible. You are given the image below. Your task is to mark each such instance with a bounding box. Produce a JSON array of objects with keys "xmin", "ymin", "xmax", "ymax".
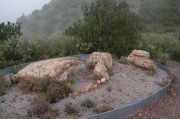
[
  {"xmin": 138, "ymin": 113, "xmax": 143, "ymax": 117},
  {"xmin": 85, "ymin": 83, "xmax": 94, "ymax": 92},
  {"xmin": 101, "ymin": 78, "xmax": 106, "ymax": 84},
  {"xmin": 72, "ymin": 91, "xmax": 80, "ymax": 96}
]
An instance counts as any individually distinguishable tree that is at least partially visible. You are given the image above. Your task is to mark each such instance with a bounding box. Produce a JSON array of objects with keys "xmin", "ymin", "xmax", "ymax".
[
  {"xmin": 64, "ymin": 0, "xmax": 140, "ymax": 57},
  {"xmin": 0, "ymin": 22, "xmax": 22, "ymax": 41}
]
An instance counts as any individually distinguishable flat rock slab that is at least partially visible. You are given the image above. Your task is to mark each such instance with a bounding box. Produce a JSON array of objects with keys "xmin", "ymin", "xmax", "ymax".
[{"xmin": 15, "ymin": 57, "xmax": 79, "ymax": 81}]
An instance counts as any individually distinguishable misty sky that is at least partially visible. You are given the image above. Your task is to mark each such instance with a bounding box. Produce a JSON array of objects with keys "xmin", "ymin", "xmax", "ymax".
[{"xmin": 0, "ymin": 0, "xmax": 51, "ymax": 23}]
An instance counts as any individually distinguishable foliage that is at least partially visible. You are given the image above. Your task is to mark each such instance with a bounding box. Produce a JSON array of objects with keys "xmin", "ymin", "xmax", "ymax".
[
  {"xmin": 147, "ymin": 70, "xmax": 156, "ymax": 76},
  {"xmin": 119, "ymin": 56, "xmax": 129, "ymax": 64},
  {"xmin": 137, "ymin": 33, "xmax": 180, "ymax": 63},
  {"xmin": 17, "ymin": 0, "xmax": 95, "ymax": 39},
  {"xmin": 0, "ymin": 71, "xmax": 5, "ymax": 96},
  {"xmin": 0, "ymin": 38, "xmax": 24, "ymax": 68},
  {"xmin": 46, "ymin": 80, "xmax": 71, "ymax": 103},
  {"xmin": 18, "ymin": 77, "xmax": 71, "ymax": 103},
  {"xmin": 64, "ymin": 102, "xmax": 79, "ymax": 115},
  {"xmin": 28, "ymin": 94, "xmax": 59, "ymax": 119},
  {"xmin": 155, "ymin": 77, "xmax": 170, "ymax": 87},
  {"xmin": 0, "ymin": 35, "xmax": 87, "ymax": 69},
  {"xmin": 81, "ymin": 98, "xmax": 96, "ymax": 108},
  {"xmin": 93, "ymin": 104, "xmax": 113, "ymax": 113},
  {"xmin": 0, "ymin": 22, "xmax": 22, "ymax": 41},
  {"xmin": 8, "ymin": 73, "xmax": 18, "ymax": 84},
  {"xmin": 65, "ymin": 0, "xmax": 140, "ymax": 57},
  {"xmin": 138, "ymin": 0, "xmax": 180, "ymax": 27},
  {"xmin": 170, "ymin": 46, "xmax": 180, "ymax": 61},
  {"xmin": 67, "ymin": 82, "xmax": 74, "ymax": 93},
  {"xmin": 18, "ymin": 79, "xmax": 37, "ymax": 93}
]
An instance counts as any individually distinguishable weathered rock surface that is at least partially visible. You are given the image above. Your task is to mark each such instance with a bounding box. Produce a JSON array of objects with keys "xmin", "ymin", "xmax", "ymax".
[
  {"xmin": 131, "ymin": 50, "xmax": 150, "ymax": 58},
  {"xmin": 127, "ymin": 50, "xmax": 156, "ymax": 70},
  {"xmin": 88, "ymin": 52, "xmax": 112, "ymax": 69},
  {"xmin": 15, "ymin": 57, "xmax": 79, "ymax": 81},
  {"xmin": 94, "ymin": 60, "xmax": 109, "ymax": 80}
]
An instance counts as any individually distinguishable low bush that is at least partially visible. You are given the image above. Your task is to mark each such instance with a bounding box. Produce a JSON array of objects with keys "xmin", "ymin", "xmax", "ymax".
[
  {"xmin": 155, "ymin": 78, "xmax": 170, "ymax": 87},
  {"xmin": 93, "ymin": 104, "xmax": 113, "ymax": 113},
  {"xmin": 18, "ymin": 78, "xmax": 71, "ymax": 103},
  {"xmin": 28, "ymin": 94, "xmax": 59, "ymax": 119},
  {"xmin": 137, "ymin": 33, "xmax": 180, "ymax": 63},
  {"xmin": 64, "ymin": 102, "xmax": 79, "ymax": 115},
  {"xmin": 46, "ymin": 80, "xmax": 71, "ymax": 103},
  {"xmin": 81, "ymin": 98, "xmax": 96, "ymax": 108},
  {"xmin": 170, "ymin": 46, "xmax": 180, "ymax": 61},
  {"xmin": 0, "ymin": 71, "xmax": 5, "ymax": 96},
  {"xmin": 18, "ymin": 79, "xmax": 37, "ymax": 93},
  {"xmin": 67, "ymin": 82, "xmax": 74, "ymax": 93},
  {"xmin": 8, "ymin": 73, "xmax": 18, "ymax": 84}
]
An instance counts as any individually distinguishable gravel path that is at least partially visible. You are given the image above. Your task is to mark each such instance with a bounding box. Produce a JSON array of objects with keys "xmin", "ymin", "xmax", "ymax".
[
  {"xmin": 0, "ymin": 59, "xmax": 170, "ymax": 119},
  {"xmin": 126, "ymin": 58, "xmax": 180, "ymax": 119}
]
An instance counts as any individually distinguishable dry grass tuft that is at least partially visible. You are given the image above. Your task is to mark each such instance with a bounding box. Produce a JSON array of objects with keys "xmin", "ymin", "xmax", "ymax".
[
  {"xmin": 93, "ymin": 104, "xmax": 114, "ymax": 113},
  {"xmin": 64, "ymin": 102, "xmax": 79, "ymax": 115},
  {"xmin": 28, "ymin": 94, "xmax": 60, "ymax": 119},
  {"xmin": 81, "ymin": 98, "xmax": 96, "ymax": 108}
]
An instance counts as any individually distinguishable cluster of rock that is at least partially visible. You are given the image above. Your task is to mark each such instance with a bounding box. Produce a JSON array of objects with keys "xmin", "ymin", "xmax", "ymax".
[
  {"xmin": 73, "ymin": 52, "xmax": 113, "ymax": 96},
  {"xmin": 127, "ymin": 50, "xmax": 156, "ymax": 70},
  {"xmin": 15, "ymin": 57, "xmax": 79, "ymax": 81},
  {"xmin": 13, "ymin": 50, "xmax": 154, "ymax": 97}
]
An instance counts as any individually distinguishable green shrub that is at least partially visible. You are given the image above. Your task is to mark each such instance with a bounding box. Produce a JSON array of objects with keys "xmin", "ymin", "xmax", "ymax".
[
  {"xmin": 0, "ymin": 71, "xmax": 5, "ymax": 96},
  {"xmin": 0, "ymin": 22, "xmax": 22, "ymax": 41},
  {"xmin": 81, "ymin": 99, "xmax": 96, "ymax": 108},
  {"xmin": 170, "ymin": 46, "xmax": 180, "ymax": 61},
  {"xmin": 155, "ymin": 53, "xmax": 167, "ymax": 65},
  {"xmin": 67, "ymin": 82, "xmax": 74, "ymax": 93},
  {"xmin": 8, "ymin": 73, "xmax": 18, "ymax": 84},
  {"xmin": 138, "ymin": 33, "xmax": 180, "ymax": 61},
  {"xmin": 147, "ymin": 69, "xmax": 156, "ymax": 76},
  {"xmin": 65, "ymin": 0, "xmax": 140, "ymax": 57}
]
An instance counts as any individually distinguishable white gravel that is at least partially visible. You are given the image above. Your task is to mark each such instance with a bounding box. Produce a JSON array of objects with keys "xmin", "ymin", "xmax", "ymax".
[{"xmin": 0, "ymin": 60, "xmax": 170, "ymax": 119}]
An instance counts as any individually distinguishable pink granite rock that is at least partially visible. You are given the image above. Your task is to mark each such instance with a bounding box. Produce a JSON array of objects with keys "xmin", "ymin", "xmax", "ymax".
[
  {"xmin": 127, "ymin": 50, "xmax": 156, "ymax": 70},
  {"xmin": 15, "ymin": 57, "xmax": 79, "ymax": 81},
  {"xmin": 94, "ymin": 59, "xmax": 109, "ymax": 80},
  {"xmin": 88, "ymin": 52, "xmax": 112, "ymax": 69}
]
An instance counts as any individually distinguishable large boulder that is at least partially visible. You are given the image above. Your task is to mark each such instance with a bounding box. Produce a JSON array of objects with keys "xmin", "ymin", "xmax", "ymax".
[
  {"xmin": 127, "ymin": 50, "xmax": 156, "ymax": 70},
  {"xmin": 88, "ymin": 52, "xmax": 112, "ymax": 69},
  {"xmin": 15, "ymin": 57, "xmax": 79, "ymax": 81},
  {"xmin": 94, "ymin": 59, "xmax": 109, "ymax": 80}
]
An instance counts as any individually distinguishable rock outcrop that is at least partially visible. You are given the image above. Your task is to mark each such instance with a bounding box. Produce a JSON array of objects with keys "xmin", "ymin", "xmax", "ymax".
[
  {"xmin": 94, "ymin": 59, "xmax": 109, "ymax": 80},
  {"xmin": 15, "ymin": 57, "xmax": 79, "ymax": 81},
  {"xmin": 127, "ymin": 50, "xmax": 156, "ymax": 70},
  {"xmin": 72, "ymin": 52, "xmax": 113, "ymax": 96},
  {"xmin": 88, "ymin": 52, "xmax": 112, "ymax": 69},
  {"xmin": 88, "ymin": 52, "xmax": 112, "ymax": 82}
]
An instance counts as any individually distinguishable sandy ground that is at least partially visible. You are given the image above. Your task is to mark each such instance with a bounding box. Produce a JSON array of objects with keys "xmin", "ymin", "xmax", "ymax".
[{"xmin": 0, "ymin": 60, "xmax": 170, "ymax": 119}]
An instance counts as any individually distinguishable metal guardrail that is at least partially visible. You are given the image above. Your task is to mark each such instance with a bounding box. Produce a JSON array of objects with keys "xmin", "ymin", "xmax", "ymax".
[{"xmin": 0, "ymin": 54, "xmax": 172, "ymax": 119}]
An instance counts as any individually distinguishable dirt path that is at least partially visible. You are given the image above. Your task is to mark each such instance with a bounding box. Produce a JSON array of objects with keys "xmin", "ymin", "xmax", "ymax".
[{"xmin": 126, "ymin": 58, "xmax": 180, "ymax": 119}]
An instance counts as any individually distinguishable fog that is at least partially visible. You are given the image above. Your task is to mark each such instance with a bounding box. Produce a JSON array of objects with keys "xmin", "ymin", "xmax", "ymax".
[{"xmin": 0, "ymin": 0, "xmax": 51, "ymax": 23}]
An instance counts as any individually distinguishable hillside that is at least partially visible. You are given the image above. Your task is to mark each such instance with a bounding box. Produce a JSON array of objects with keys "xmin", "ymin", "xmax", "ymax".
[
  {"xmin": 17, "ymin": 0, "xmax": 94, "ymax": 39},
  {"xmin": 17, "ymin": 0, "xmax": 180, "ymax": 39}
]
